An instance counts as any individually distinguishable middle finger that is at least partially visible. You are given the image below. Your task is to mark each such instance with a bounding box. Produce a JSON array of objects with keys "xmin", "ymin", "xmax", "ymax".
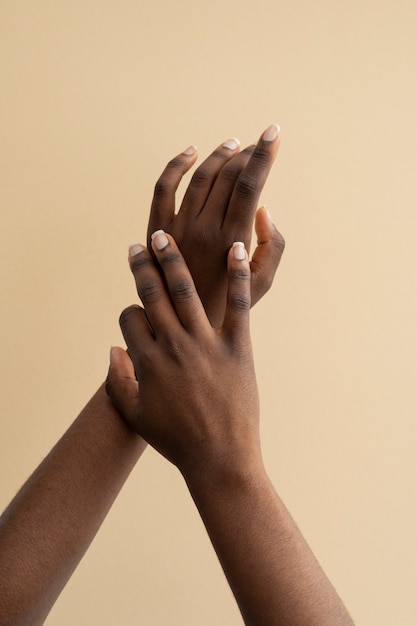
[{"xmin": 178, "ymin": 137, "xmax": 241, "ymax": 218}]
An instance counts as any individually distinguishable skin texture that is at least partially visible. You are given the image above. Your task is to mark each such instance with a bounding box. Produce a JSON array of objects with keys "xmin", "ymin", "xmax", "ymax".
[
  {"xmin": 0, "ymin": 126, "xmax": 284, "ymax": 625},
  {"xmin": 146, "ymin": 124, "xmax": 285, "ymax": 327},
  {"xmin": 113, "ymin": 233, "xmax": 354, "ymax": 626},
  {"xmin": 0, "ymin": 385, "xmax": 146, "ymax": 626}
]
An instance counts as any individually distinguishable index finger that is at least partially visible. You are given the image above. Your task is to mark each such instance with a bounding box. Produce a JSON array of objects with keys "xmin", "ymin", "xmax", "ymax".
[
  {"xmin": 223, "ymin": 124, "xmax": 281, "ymax": 232},
  {"xmin": 150, "ymin": 230, "xmax": 210, "ymax": 335}
]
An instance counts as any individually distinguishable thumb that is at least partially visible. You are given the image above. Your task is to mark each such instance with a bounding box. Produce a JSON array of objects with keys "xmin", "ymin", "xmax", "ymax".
[
  {"xmin": 105, "ymin": 346, "xmax": 139, "ymax": 429},
  {"xmin": 250, "ymin": 206, "xmax": 285, "ymax": 306}
]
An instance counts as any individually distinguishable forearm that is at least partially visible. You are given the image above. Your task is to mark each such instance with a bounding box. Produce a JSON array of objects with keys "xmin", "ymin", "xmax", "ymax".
[
  {"xmin": 0, "ymin": 384, "xmax": 146, "ymax": 626},
  {"xmin": 185, "ymin": 459, "xmax": 354, "ymax": 626}
]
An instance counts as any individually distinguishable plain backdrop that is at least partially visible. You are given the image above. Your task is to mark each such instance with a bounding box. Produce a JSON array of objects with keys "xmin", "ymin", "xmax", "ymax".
[{"xmin": 1, "ymin": 1, "xmax": 416, "ymax": 624}]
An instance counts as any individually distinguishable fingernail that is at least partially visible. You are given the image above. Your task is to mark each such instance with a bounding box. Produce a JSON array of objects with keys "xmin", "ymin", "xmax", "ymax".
[
  {"xmin": 222, "ymin": 137, "xmax": 240, "ymax": 150},
  {"xmin": 151, "ymin": 229, "xmax": 169, "ymax": 250},
  {"xmin": 233, "ymin": 241, "xmax": 246, "ymax": 260},
  {"xmin": 183, "ymin": 145, "xmax": 197, "ymax": 155},
  {"xmin": 262, "ymin": 123, "xmax": 280, "ymax": 142},
  {"xmin": 129, "ymin": 242, "xmax": 145, "ymax": 257}
]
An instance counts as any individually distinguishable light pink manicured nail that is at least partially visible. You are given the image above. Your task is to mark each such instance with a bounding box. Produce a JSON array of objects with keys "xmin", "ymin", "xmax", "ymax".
[
  {"xmin": 222, "ymin": 137, "xmax": 240, "ymax": 150},
  {"xmin": 151, "ymin": 229, "xmax": 169, "ymax": 250},
  {"xmin": 129, "ymin": 242, "xmax": 145, "ymax": 257},
  {"xmin": 262, "ymin": 123, "xmax": 280, "ymax": 142},
  {"xmin": 232, "ymin": 241, "xmax": 246, "ymax": 260},
  {"xmin": 183, "ymin": 145, "xmax": 197, "ymax": 155}
]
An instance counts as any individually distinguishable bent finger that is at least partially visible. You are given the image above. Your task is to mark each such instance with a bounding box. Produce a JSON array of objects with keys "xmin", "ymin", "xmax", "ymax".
[
  {"xmin": 148, "ymin": 146, "xmax": 199, "ymax": 237},
  {"xmin": 250, "ymin": 207, "xmax": 285, "ymax": 306}
]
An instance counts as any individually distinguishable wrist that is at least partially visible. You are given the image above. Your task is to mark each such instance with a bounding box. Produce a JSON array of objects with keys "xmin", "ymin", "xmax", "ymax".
[{"xmin": 181, "ymin": 441, "xmax": 266, "ymax": 497}]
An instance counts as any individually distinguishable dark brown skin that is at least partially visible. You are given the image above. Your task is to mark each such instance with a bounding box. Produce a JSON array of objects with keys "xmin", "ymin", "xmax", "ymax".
[
  {"xmin": 112, "ymin": 233, "xmax": 354, "ymax": 626},
  {"xmin": 0, "ymin": 126, "xmax": 284, "ymax": 626},
  {"xmin": 0, "ymin": 385, "xmax": 146, "ymax": 626},
  {"xmin": 116, "ymin": 234, "xmax": 260, "ymax": 474},
  {"xmin": 146, "ymin": 124, "xmax": 285, "ymax": 327},
  {"xmin": 108, "ymin": 124, "xmax": 285, "ymax": 423}
]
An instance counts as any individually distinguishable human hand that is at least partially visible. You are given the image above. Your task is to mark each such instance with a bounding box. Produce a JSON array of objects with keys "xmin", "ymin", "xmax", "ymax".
[
  {"xmin": 147, "ymin": 124, "xmax": 285, "ymax": 327},
  {"xmin": 107, "ymin": 126, "xmax": 284, "ymax": 424},
  {"xmin": 110, "ymin": 231, "xmax": 261, "ymax": 479}
]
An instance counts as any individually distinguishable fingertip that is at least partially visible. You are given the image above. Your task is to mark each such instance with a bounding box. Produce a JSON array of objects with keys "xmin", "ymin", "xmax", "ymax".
[
  {"xmin": 180, "ymin": 145, "xmax": 199, "ymax": 169},
  {"xmin": 261, "ymin": 123, "xmax": 281, "ymax": 143},
  {"xmin": 256, "ymin": 124, "xmax": 281, "ymax": 160},
  {"xmin": 231, "ymin": 241, "xmax": 248, "ymax": 262},
  {"xmin": 255, "ymin": 209, "xmax": 285, "ymax": 251},
  {"xmin": 263, "ymin": 206, "xmax": 274, "ymax": 223},
  {"xmin": 182, "ymin": 144, "xmax": 198, "ymax": 156},
  {"xmin": 110, "ymin": 345, "xmax": 119, "ymax": 366},
  {"xmin": 107, "ymin": 346, "xmax": 128, "ymax": 398},
  {"xmin": 110, "ymin": 345, "xmax": 134, "ymax": 374},
  {"xmin": 128, "ymin": 242, "xmax": 146, "ymax": 258},
  {"xmin": 106, "ymin": 347, "xmax": 140, "ymax": 427},
  {"xmin": 150, "ymin": 230, "xmax": 182, "ymax": 258},
  {"xmin": 119, "ymin": 304, "xmax": 142, "ymax": 334},
  {"xmin": 222, "ymin": 137, "xmax": 240, "ymax": 151},
  {"xmin": 150, "ymin": 229, "xmax": 170, "ymax": 251},
  {"xmin": 228, "ymin": 242, "xmax": 250, "ymax": 278},
  {"xmin": 255, "ymin": 207, "xmax": 273, "ymax": 243}
]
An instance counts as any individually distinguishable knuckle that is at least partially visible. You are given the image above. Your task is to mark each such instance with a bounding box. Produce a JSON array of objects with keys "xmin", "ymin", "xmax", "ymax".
[
  {"xmin": 250, "ymin": 147, "xmax": 270, "ymax": 167},
  {"xmin": 229, "ymin": 292, "xmax": 251, "ymax": 311},
  {"xmin": 166, "ymin": 336, "xmax": 183, "ymax": 359},
  {"xmin": 138, "ymin": 279, "xmax": 160, "ymax": 304},
  {"xmin": 235, "ymin": 173, "xmax": 258, "ymax": 198},
  {"xmin": 153, "ymin": 176, "xmax": 171, "ymax": 198},
  {"xmin": 219, "ymin": 164, "xmax": 241, "ymax": 182},
  {"xmin": 130, "ymin": 253, "xmax": 152, "ymax": 274},
  {"xmin": 230, "ymin": 267, "xmax": 250, "ymax": 282},
  {"xmin": 119, "ymin": 305, "xmax": 140, "ymax": 329},
  {"xmin": 190, "ymin": 167, "xmax": 211, "ymax": 188},
  {"xmin": 170, "ymin": 278, "xmax": 195, "ymax": 301},
  {"xmin": 210, "ymin": 149, "xmax": 227, "ymax": 161},
  {"xmin": 159, "ymin": 250, "xmax": 182, "ymax": 267},
  {"xmin": 195, "ymin": 227, "xmax": 216, "ymax": 250}
]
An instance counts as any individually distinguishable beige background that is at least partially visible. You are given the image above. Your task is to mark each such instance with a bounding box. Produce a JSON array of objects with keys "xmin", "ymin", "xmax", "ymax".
[{"xmin": 1, "ymin": 1, "xmax": 416, "ymax": 624}]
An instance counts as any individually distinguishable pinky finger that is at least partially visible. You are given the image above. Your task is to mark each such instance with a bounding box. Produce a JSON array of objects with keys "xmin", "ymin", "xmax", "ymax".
[{"xmin": 222, "ymin": 242, "xmax": 251, "ymax": 341}]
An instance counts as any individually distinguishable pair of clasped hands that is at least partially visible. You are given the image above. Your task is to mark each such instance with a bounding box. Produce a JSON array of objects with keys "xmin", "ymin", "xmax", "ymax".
[
  {"xmin": 0, "ymin": 123, "xmax": 354, "ymax": 626},
  {"xmin": 107, "ymin": 123, "xmax": 285, "ymax": 477},
  {"xmin": 105, "ymin": 126, "xmax": 353, "ymax": 624}
]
